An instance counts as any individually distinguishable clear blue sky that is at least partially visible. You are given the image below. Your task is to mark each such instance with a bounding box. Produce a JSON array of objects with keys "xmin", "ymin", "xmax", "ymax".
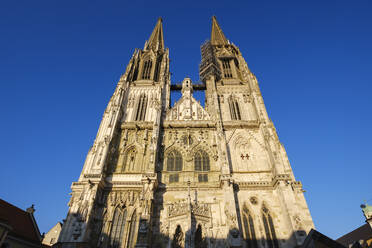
[{"xmin": 1, "ymin": 0, "xmax": 371, "ymax": 239}]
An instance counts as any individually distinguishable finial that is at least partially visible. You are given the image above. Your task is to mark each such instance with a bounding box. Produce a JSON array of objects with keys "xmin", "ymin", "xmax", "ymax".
[{"xmin": 26, "ymin": 204, "xmax": 35, "ymax": 214}]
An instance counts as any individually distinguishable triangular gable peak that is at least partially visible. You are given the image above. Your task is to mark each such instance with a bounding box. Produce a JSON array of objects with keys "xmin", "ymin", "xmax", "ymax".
[
  {"xmin": 166, "ymin": 78, "xmax": 210, "ymax": 121},
  {"xmin": 217, "ymin": 46, "xmax": 234, "ymax": 58}
]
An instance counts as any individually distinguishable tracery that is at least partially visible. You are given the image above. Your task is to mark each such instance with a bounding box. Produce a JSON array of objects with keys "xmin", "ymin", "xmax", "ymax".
[
  {"xmin": 242, "ymin": 205, "xmax": 258, "ymax": 248},
  {"xmin": 262, "ymin": 204, "xmax": 279, "ymax": 248},
  {"xmin": 166, "ymin": 150, "xmax": 183, "ymax": 183},
  {"xmin": 109, "ymin": 207, "xmax": 127, "ymax": 248},
  {"xmin": 228, "ymin": 95, "xmax": 241, "ymax": 120},
  {"xmin": 194, "ymin": 150, "xmax": 210, "ymax": 182}
]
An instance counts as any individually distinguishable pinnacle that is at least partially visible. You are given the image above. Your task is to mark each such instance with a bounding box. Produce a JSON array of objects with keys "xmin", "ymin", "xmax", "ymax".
[
  {"xmin": 210, "ymin": 16, "xmax": 228, "ymax": 46},
  {"xmin": 145, "ymin": 18, "xmax": 164, "ymax": 51}
]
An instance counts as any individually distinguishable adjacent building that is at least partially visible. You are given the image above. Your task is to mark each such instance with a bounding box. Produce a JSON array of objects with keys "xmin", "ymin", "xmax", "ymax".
[
  {"xmin": 42, "ymin": 222, "xmax": 62, "ymax": 247},
  {"xmin": 336, "ymin": 204, "xmax": 372, "ymax": 248},
  {"xmin": 0, "ymin": 199, "xmax": 42, "ymax": 248}
]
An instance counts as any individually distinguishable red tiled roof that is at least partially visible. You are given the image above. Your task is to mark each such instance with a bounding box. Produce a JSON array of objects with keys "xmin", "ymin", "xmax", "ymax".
[{"xmin": 0, "ymin": 199, "xmax": 41, "ymax": 244}]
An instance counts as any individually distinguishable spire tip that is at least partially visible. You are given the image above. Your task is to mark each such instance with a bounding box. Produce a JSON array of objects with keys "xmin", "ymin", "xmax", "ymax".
[
  {"xmin": 210, "ymin": 16, "xmax": 228, "ymax": 45},
  {"xmin": 145, "ymin": 18, "xmax": 164, "ymax": 51}
]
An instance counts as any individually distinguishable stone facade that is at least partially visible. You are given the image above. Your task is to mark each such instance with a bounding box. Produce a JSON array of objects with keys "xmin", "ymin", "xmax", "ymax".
[
  {"xmin": 57, "ymin": 17, "xmax": 314, "ymax": 248},
  {"xmin": 43, "ymin": 222, "xmax": 62, "ymax": 246}
]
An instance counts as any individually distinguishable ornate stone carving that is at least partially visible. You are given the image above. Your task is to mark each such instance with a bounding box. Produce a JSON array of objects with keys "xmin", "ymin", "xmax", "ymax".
[
  {"xmin": 168, "ymin": 201, "xmax": 189, "ymax": 218},
  {"xmin": 193, "ymin": 203, "xmax": 211, "ymax": 218},
  {"xmin": 58, "ymin": 18, "xmax": 315, "ymax": 248},
  {"xmin": 250, "ymin": 196, "xmax": 258, "ymax": 205},
  {"xmin": 224, "ymin": 202, "xmax": 238, "ymax": 229}
]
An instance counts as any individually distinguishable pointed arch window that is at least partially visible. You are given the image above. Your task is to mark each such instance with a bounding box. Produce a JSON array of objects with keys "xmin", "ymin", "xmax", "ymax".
[
  {"xmin": 167, "ymin": 150, "xmax": 183, "ymax": 171},
  {"xmin": 228, "ymin": 96, "xmax": 241, "ymax": 120},
  {"xmin": 242, "ymin": 206, "xmax": 258, "ymax": 248},
  {"xmin": 167, "ymin": 150, "xmax": 182, "ymax": 183},
  {"xmin": 109, "ymin": 207, "xmax": 127, "ymax": 248},
  {"xmin": 135, "ymin": 93, "xmax": 148, "ymax": 121},
  {"xmin": 172, "ymin": 225, "xmax": 183, "ymax": 248},
  {"xmin": 153, "ymin": 55, "xmax": 162, "ymax": 82},
  {"xmin": 222, "ymin": 58, "xmax": 233, "ymax": 78},
  {"xmin": 142, "ymin": 59, "xmax": 153, "ymax": 80},
  {"xmin": 123, "ymin": 147, "xmax": 137, "ymax": 172},
  {"xmin": 262, "ymin": 205, "xmax": 279, "ymax": 248},
  {"xmin": 194, "ymin": 150, "xmax": 210, "ymax": 171},
  {"xmin": 194, "ymin": 224, "xmax": 207, "ymax": 248},
  {"xmin": 194, "ymin": 150, "xmax": 210, "ymax": 182},
  {"xmin": 127, "ymin": 211, "xmax": 137, "ymax": 248}
]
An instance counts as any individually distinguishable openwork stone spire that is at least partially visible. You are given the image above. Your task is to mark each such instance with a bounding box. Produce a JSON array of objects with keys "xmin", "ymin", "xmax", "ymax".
[
  {"xmin": 145, "ymin": 17, "xmax": 164, "ymax": 51},
  {"xmin": 210, "ymin": 16, "xmax": 228, "ymax": 46}
]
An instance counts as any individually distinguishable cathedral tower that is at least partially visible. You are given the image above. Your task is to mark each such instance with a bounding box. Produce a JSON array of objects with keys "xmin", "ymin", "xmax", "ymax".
[{"xmin": 57, "ymin": 17, "xmax": 314, "ymax": 248}]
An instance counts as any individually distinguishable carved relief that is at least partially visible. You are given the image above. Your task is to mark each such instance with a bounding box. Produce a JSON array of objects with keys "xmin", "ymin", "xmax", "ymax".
[
  {"xmin": 231, "ymin": 132, "xmax": 270, "ymax": 172},
  {"xmin": 224, "ymin": 202, "xmax": 238, "ymax": 229},
  {"xmin": 107, "ymin": 190, "xmax": 141, "ymax": 208},
  {"xmin": 168, "ymin": 201, "xmax": 189, "ymax": 218}
]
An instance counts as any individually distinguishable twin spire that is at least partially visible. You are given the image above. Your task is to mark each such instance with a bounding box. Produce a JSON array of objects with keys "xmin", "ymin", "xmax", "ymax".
[
  {"xmin": 210, "ymin": 16, "xmax": 229, "ymax": 46},
  {"xmin": 145, "ymin": 17, "xmax": 164, "ymax": 51},
  {"xmin": 144, "ymin": 16, "xmax": 228, "ymax": 50}
]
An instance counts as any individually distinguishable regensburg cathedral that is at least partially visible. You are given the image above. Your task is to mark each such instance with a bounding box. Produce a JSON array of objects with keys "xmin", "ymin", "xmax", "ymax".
[{"xmin": 57, "ymin": 17, "xmax": 314, "ymax": 248}]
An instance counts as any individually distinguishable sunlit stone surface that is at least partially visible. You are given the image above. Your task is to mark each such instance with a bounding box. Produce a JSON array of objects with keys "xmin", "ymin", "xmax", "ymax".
[{"xmin": 57, "ymin": 17, "xmax": 314, "ymax": 248}]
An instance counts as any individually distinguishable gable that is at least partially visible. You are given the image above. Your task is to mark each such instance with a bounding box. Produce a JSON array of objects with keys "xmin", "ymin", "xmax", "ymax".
[
  {"xmin": 166, "ymin": 95, "xmax": 210, "ymax": 121},
  {"xmin": 0, "ymin": 199, "xmax": 41, "ymax": 244}
]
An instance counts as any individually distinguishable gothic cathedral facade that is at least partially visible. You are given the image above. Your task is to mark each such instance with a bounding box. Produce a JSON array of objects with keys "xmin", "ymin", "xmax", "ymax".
[{"xmin": 57, "ymin": 17, "xmax": 314, "ymax": 248}]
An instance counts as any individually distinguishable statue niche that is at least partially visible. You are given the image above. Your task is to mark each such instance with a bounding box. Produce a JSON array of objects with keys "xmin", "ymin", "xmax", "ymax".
[
  {"xmin": 115, "ymin": 146, "xmax": 140, "ymax": 173},
  {"xmin": 123, "ymin": 147, "xmax": 138, "ymax": 172}
]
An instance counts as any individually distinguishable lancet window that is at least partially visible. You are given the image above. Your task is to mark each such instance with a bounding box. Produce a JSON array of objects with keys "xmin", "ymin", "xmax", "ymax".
[
  {"xmin": 242, "ymin": 206, "xmax": 258, "ymax": 248},
  {"xmin": 128, "ymin": 61, "xmax": 139, "ymax": 82},
  {"xmin": 127, "ymin": 211, "xmax": 137, "ymax": 248},
  {"xmin": 122, "ymin": 147, "xmax": 137, "ymax": 172},
  {"xmin": 222, "ymin": 58, "xmax": 233, "ymax": 78},
  {"xmin": 262, "ymin": 205, "xmax": 279, "ymax": 248},
  {"xmin": 135, "ymin": 93, "xmax": 148, "ymax": 121},
  {"xmin": 172, "ymin": 225, "xmax": 183, "ymax": 248},
  {"xmin": 167, "ymin": 150, "xmax": 183, "ymax": 171},
  {"xmin": 167, "ymin": 150, "xmax": 182, "ymax": 183},
  {"xmin": 194, "ymin": 224, "xmax": 207, "ymax": 248},
  {"xmin": 194, "ymin": 150, "xmax": 210, "ymax": 182},
  {"xmin": 142, "ymin": 59, "xmax": 152, "ymax": 80},
  {"xmin": 153, "ymin": 56, "xmax": 162, "ymax": 82},
  {"xmin": 109, "ymin": 207, "xmax": 127, "ymax": 248},
  {"xmin": 228, "ymin": 96, "xmax": 241, "ymax": 120}
]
